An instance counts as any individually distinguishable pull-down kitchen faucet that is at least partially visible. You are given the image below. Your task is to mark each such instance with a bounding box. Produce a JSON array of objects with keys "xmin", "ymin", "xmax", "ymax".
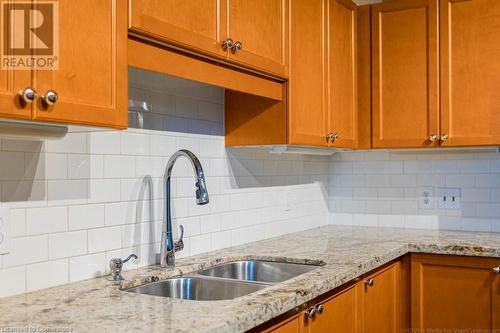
[{"xmin": 161, "ymin": 149, "xmax": 209, "ymax": 269}]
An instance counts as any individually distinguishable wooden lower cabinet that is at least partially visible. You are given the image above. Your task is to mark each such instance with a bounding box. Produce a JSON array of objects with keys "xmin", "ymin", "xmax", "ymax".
[
  {"xmin": 259, "ymin": 255, "xmax": 500, "ymax": 333},
  {"xmin": 361, "ymin": 260, "xmax": 408, "ymax": 333},
  {"xmin": 411, "ymin": 254, "xmax": 500, "ymax": 331},
  {"xmin": 260, "ymin": 259, "xmax": 408, "ymax": 333}
]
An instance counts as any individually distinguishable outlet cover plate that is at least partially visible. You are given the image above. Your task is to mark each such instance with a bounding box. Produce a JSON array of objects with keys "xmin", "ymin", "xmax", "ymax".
[
  {"xmin": 436, "ymin": 187, "xmax": 461, "ymax": 210},
  {"xmin": 419, "ymin": 187, "xmax": 435, "ymax": 209}
]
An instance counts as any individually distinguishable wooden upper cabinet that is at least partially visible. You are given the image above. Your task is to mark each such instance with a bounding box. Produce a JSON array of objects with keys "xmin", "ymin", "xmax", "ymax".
[
  {"xmin": 226, "ymin": 0, "xmax": 287, "ymax": 77},
  {"xmin": 129, "ymin": 0, "xmax": 226, "ymax": 59},
  {"xmin": 34, "ymin": 0, "xmax": 127, "ymax": 128},
  {"xmin": 288, "ymin": 0, "xmax": 327, "ymax": 147},
  {"xmin": 411, "ymin": 254, "xmax": 500, "ymax": 331},
  {"xmin": 371, "ymin": 0, "xmax": 439, "ymax": 148},
  {"xmin": 0, "ymin": 68, "xmax": 32, "ymax": 120},
  {"xmin": 327, "ymin": 0, "xmax": 357, "ymax": 148},
  {"xmin": 440, "ymin": 0, "xmax": 500, "ymax": 146}
]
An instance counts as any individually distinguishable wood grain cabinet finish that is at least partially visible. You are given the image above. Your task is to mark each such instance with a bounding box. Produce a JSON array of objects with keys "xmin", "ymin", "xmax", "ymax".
[
  {"xmin": 361, "ymin": 261, "xmax": 408, "ymax": 333},
  {"xmin": 304, "ymin": 284, "xmax": 361, "ymax": 333},
  {"xmin": 0, "ymin": 0, "xmax": 127, "ymax": 128},
  {"xmin": 371, "ymin": 0, "xmax": 440, "ymax": 148},
  {"xmin": 288, "ymin": 0, "xmax": 327, "ymax": 147},
  {"xmin": 34, "ymin": 0, "xmax": 127, "ymax": 128},
  {"xmin": 129, "ymin": 0, "xmax": 225, "ymax": 59},
  {"xmin": 226, "ymin": 0, "xmax": 288, "ymax": 77},
  {"xmin": 411, "ymin": 254, "xmax": 500, "ymax": 331},
  {"xmin": 129, "ymin": 0, "xmax": 287, "ymax": 77},
  {"xmin": 326, "ymin": 0, "xmax": 358, "ymax": 149},
  {"xmin": 263, "ymin": 260, "xmax": 408, "ymax": 333},
  {"xmin": 288, "ymin": 0, "xmax": 358, "ymax": 148},
  {"xmin": 0, "ymin": 66, "xmax": 32, "ymax": 120},
  {"xmin": 440, "ymin": 0, "xmax": 500, "ymax": 146}
]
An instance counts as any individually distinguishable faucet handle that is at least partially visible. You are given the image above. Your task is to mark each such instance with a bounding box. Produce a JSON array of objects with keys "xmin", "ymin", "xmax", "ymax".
[
  {"xmin": 174, "ymin": 225, "xmax": 184, "ymax": 252},
  {"xmin": 109, "ymin": 254, "xmax": 137, "ymax": 284}
]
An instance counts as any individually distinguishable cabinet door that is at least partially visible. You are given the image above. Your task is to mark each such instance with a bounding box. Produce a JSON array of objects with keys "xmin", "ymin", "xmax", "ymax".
[
  {"xmin": 34, "ymin": 0, "xmax": 127, "ymax": 128},
  {"xmin": 371, "ymin": 0, "xmax": 439, "ymax": 148},
  {"xmin": 306, "ymin": 284, "xmax": 360, "ymax": 333},
  {"xmin": 494, "ymin": 265, "xmax": 500, "ymax": 329},
  {"xmin": 0, "ymin": 67, "xmax": 32, "ymax": 120},
  {"xmin": 263, "ymin": 315, "xmax": 301, "ymax": 333},
  {"xmin": 288, "ymin": 0, "xmax": 327, "ymax": 146},
  {"xmin": 0, "ymin": 0, "xmax": 33, "ymax": 120},
  {"xmin": 129, "ymin": 0, "xmax": 226, "ymax": 59},
  {"xmin": 411, "ymin": 254, "xmax": 499, "ymax": 330},
  {"xmin": 361, "ymin": 262, "xmax": 404, "ymax": 333},
  {"xmin": 226, "ymin": 0, "xmax": 287, "ymax": 76},
  {"xmin": 440, "ymin": 0, "xmax": 500, "ymax": 146},
  {"xmin": 327, "ymin": 0, "xmax": 357, "ymax": 148}
]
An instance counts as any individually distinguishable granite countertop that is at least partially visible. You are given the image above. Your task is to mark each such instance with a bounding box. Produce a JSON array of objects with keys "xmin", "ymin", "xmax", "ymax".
[{"xmin": 0, "ymin": 225, "xmax": 499, "ymax": 333}]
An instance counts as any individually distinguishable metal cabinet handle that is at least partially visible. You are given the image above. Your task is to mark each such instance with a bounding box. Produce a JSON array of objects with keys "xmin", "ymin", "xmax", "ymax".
[
  {"xmin": 365, "ymin": 278, "xmax": 374, "ymax": 287},
  {"xmin": 429, "ymin": 134, "xmax": 438, "ymax": 142},
  {"xmin": 315, "ymin": 304, "xmax": 324, "ymax": 314},
  {"xmin": 18, "ymin": 87, "xmax": 37, "ymax": 104},
  {"xmin": 304, "ymin": 307, "xmax": 316, "ymax": 319},
  {"xmin": 493, "ymin": 266, "xmax": 500, "ymax": 274},
  {"xmin": 440, "ymin": 134, "xmax": 449, "ymax": 142},
  {"xmin": 221, "ymin": 38, "xmax": 234, "ymax": 50},
  {"xmin": 41, "ymin": 90, "xmax": 58, "ymax": 106},
  {"xmin": 231, "ymin": 40, "xmax": 242, "ymax": 52}
]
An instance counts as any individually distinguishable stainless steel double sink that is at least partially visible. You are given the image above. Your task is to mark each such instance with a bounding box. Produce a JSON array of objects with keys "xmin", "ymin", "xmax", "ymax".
[{"xmin": 125, "ymin": 260, "xmax": 321, "ymax": 301}]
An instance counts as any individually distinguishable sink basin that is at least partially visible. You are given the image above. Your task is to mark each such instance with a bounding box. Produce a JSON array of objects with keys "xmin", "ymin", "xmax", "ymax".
[
  {"xmin": 197, "ymin": 260, "xmax": 321, "ymax": 284},
  {"xmin": 125, "ymin": 276, "xmax": 267, "ymax": 301}
]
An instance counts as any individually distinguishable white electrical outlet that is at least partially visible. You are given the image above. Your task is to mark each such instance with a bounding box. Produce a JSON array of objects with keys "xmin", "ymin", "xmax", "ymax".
[
  {"xmin": 436, "ymin": 187, "xmax": 461, "ymax": 210},
  {"xmin": 0, "ymin": 207, "xmax": 10, "ymax": 255},
  {"xmin": 419, "ymin": 187, "xmax": 434, "ymax": 209}
]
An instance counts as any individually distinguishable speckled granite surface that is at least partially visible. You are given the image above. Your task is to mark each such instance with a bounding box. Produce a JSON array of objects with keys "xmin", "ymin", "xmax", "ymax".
[{"xmin": 0, "ymin": 225, "xmax": 499, "ymax": 333}]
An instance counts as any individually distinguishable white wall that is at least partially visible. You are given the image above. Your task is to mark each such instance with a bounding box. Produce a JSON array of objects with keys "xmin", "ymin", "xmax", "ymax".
[
  {"xmin": 0, "ymin": 68, "xmax": 330, "ymax": 298},
  {"xmin": 329, "ymin": 150, "xmax": 500, "ymax": 232}
]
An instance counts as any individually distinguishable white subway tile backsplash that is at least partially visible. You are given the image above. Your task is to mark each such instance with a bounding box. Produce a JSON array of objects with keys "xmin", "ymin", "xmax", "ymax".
[
  {"xmin": 49, "ymin": 231, "xmax": 87, "ymax": 259},
  {"xmin": 0, "ymin": 266, "xmax": 26, "ymax": 297},
  {"xmin": 104, "ymin": 155, "xmax": 136, "ymax": 178},
  {"xmin": 3, "ymin": 235, "xmax": 48, "ymax": 267},
  {"xmin": 88, "ymin": 131, "xmax": 121, "ymax": 155},
  {"xmin": 26, "ymin": 207, "xmax": 67, "ymax": 235},
  {"xmin": 329, "ymin": 150, "xmax": 500, "ymax": 233},
  {"xmin": 69, "ymin": 204, "xmax": 105, "ymax": 230},
  {"xmin": 88, "ymin": 226, "xmax": 122, "ymax": 253},
  {"xmin": 89, "ymin": 179, "xmax": 121, "ymax": 203},
  {"xmin": 47, "ymin": 133, "xmax": 87, "ymax": 154},
  {"xmin": 69, "ymin": 253, "xmax": 106, "ymax": 282},
  {"xmin": 27, "ymin": 259, "xmax": 68, "ymax": 292}
]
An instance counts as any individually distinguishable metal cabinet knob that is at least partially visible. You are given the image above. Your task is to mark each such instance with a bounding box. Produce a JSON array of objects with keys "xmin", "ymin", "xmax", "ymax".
[
  {"xmin": 327, "ymin": 133, "xmax": 339, "ymax": 142},
  {"xmin": 304, "ymin": 307, "xmax": 316, "ymax": 319},
  {"xmin": 18, "ymin": 87, "xmax": 37, "ymax": 104},
  {"xmin": 429, "ymin": 134, "xmax": 438, "ymax": 142},
  {"xmin": 365, "ymin": 278, "xmax": 374, "ymax": 287},
  {"xmin": 493, "ymin": 266, "xmax": 500, "ymax": 274},
  {"xmin": 315, "ymin": 304, "xmax": 324, "ymax": 314},
  {"xmin": 42, "ymin": 90, "xmax": 58, "ymax": 106},
  {"xmin": 440, "ymin": 134, "xmax": 449, "ymax": 142},
  {"xmin": 231, "ymin": 40, "xmax": 242, "ymax": 52},
  {"xmin": 221, "ymin": 38, "xmax": 234, "ymax": 50}
]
